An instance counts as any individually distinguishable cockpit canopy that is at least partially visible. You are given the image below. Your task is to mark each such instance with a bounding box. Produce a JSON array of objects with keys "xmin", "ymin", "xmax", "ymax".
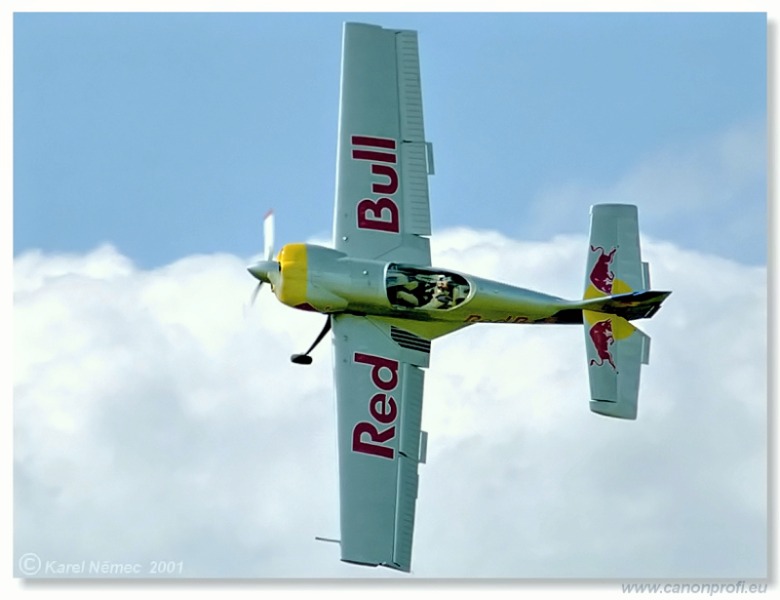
[{"xmin": 386, "ymin": 263, "xmax": 471, "ymax": 311}]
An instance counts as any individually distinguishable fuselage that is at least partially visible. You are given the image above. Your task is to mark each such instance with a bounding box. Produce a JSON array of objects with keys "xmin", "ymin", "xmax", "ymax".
[{"xmin": 266, "ymin": 243, "xmax": 586, "ymax": 326}]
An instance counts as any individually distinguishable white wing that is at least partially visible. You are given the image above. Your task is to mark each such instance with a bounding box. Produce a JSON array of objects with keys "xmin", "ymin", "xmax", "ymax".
[
  {"xmin": 332, "ymin": 313, "xmax": 429, "ymax": 571},
  {"xmin": 333, "ymin": 22, "xmax": 434, "ymax": 265}
]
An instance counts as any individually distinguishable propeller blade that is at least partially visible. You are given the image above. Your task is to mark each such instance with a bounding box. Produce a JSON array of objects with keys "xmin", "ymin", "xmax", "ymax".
[
  {"xmin": 263, "ymin": 210, "xmax": 275, "ymax": 261},
  {"xmin": 245, "ymin": 209, "xmax": 277, "ymax": 314},
  {"xmin": 250, "ymin": 281, "xmax": 263, "ymax": 307}
]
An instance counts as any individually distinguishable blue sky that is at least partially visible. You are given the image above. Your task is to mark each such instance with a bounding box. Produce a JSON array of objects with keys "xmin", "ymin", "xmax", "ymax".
[
  {"xmin": 14, "ymin": 12, "xmax": 766, "ymax": 267},
  {"xmin": 9, "ymin": 9, "xmax": 770, "ymax": 584}
]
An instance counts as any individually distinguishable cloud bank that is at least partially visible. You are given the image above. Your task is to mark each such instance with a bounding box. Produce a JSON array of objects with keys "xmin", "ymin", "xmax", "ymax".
[{"xmin": 13, "ymin": 229, "xmax": 766, "ymax": 578}]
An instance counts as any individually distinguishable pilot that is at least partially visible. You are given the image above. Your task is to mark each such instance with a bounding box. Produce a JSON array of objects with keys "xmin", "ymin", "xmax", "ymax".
[{"xmin": 425, "ymin": 275, "xmax": 454, "ymax": 309}]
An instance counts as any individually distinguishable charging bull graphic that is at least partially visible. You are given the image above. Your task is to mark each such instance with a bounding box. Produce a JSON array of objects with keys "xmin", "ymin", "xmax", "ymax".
[
  {"xmin": 589, "ymin": 245, "xmax": 617, "ymax": 294},
  {"xmin": 588, "ymin": 318, "xmax": 616, "ymax": 370}
]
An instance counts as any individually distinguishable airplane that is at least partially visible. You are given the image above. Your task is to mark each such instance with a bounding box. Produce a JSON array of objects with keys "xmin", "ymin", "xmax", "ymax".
[{"xmin": 247, "ymin": 22, "xmax": 670, "ymax": 573}]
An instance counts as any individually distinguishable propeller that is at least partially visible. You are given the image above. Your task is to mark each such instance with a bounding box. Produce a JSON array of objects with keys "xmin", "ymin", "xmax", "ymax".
[
  {"xmin": 245, "ymin": 209, "xmax": 329, "ymax": 365},
  {"xmin": 247, "ymin": 210, "xmax": 280, "ymax": 307}
]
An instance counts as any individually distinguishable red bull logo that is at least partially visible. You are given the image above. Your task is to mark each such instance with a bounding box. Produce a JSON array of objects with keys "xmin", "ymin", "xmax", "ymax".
[
  {"xmin": 588, "ymin": 319, "xmax": 616, "ymax": 370},
  {"xmin": 589, "ymin": 245, "xmax": 617, "ymax": 294}
]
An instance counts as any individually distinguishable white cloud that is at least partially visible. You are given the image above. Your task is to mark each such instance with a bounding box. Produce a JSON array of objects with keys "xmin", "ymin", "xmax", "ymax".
[{"xmin": 13, "ymin": 230, "xmax": 766, "ymax": 578}]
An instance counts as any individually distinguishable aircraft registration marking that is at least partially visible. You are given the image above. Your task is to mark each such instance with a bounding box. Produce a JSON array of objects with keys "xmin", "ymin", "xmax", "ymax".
[
  {"xmin": 352, "ymin": 135, "xmax": 400, "ymax": 233},
  {"xmin": 351, "ymin": 352, "xmax": 399, "ymax": 460}
]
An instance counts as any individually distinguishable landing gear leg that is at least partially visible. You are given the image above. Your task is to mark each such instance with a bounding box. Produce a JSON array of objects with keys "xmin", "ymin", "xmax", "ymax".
[{"xmin": 291, "ymin": 317, "xmax": 332, "ymax": 365}]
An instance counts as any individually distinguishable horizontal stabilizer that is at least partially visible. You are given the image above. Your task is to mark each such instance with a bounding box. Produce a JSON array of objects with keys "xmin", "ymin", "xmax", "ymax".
[
  {"xmin": 583, "ymin": 311, "xmax": 650, "ymax": 420},
  {"xmin": 584, "ymin": 204, "xmax": 644, "ymax": 299}
]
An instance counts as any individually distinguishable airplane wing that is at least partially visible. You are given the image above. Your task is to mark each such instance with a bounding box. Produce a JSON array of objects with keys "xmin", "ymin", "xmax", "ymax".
[
  {"xmin": 331, "ymin": 313, "xmax": 429, "ymax": 572},
  {"xmin": 333, "ymin": 22, "xmax": 434, "ymax": 265}
]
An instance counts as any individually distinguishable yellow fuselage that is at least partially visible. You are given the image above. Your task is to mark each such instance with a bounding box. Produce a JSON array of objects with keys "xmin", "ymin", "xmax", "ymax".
[{"xmin": 271, "ymin": 243, "xmax": 583, "ymax": 325}]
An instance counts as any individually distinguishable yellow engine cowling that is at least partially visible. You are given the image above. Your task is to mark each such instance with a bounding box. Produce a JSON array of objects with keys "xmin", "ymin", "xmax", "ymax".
[{"xmin": 275, "ymin": 243, "xmax": 350, "ymax": 313}]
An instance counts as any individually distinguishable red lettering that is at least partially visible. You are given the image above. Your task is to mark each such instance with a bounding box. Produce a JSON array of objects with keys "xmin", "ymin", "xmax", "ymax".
[
  {"xmin": 464, "ymin": 314, "xmax": 529, "ymax": 324},
  {"xmin": 351, "ymin": 134, "xmax": 401, "ymax": 235},
  {"xmin": 352, "ymin": 422, "xmax": 396, "ymax": 459},
  {"xmin": 352, "ymin": 353, "xmax": 400, "ymax": 460},
  {"xmin": 371, "ymin": 163, "xmax": 398, "ymax": 195},
  {"xmin": 353, "ymin": 352, "xmax": 399, "ymax": 390},
  {"xmin": 369, "ymin": 393, "xmax": 398, "ymax": 424},
  {"xmin": 351, "ymin": 149, "xmax": 396, "ymax": 164},
  {"xmin": 351, "ymin": 135, "xmax": 396, "ymax": 150},
  {"xmin": 357, "ymin": 198, "xmax": 400, "ymax": 233}
]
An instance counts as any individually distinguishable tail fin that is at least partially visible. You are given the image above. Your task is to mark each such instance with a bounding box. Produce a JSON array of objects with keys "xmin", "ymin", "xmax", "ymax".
[
  {"xmin": 582, "ymin": 204, "xmax": 667, "ymax": 420},
  {"xmin": 582, "ymin": 290, "xmax": 671, "ymax": 321}
]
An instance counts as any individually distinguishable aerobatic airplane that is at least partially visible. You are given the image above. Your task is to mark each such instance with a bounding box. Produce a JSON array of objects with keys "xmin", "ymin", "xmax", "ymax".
[{"xmin": 247, "ymin": 22, "xmax": 670, "ymax": 572}]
